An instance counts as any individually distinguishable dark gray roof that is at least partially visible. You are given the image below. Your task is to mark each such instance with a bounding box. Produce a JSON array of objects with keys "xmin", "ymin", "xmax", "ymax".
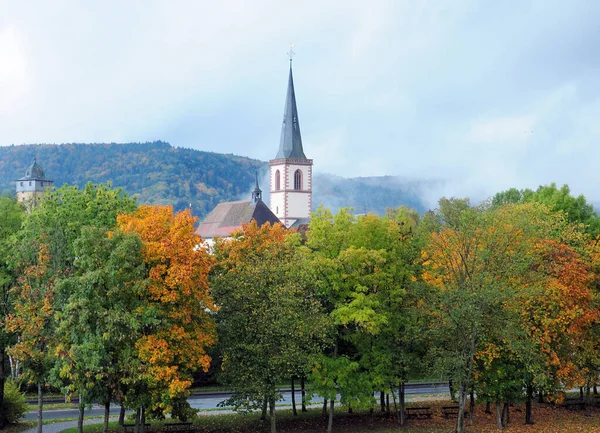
[
  {"xmin": 275, "ymin": 64, "xmax": 307, "ymax": 160},
  {"xmin": 196, "ymin": 199, "xmax": 281, "ymax": 239},
  {"xmin": 18, "ymin": 159, "xmax": 51, "ymax": 181}
]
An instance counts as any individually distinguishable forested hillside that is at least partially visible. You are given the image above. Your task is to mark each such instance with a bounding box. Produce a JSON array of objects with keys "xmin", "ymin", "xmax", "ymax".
[
  {"xmin": 0, "ymin": 142, "xmax": 428, "ymax": 217},
  {"xmin": 0, "ymin": 141, "xmax": 264, "ymax": 217}
]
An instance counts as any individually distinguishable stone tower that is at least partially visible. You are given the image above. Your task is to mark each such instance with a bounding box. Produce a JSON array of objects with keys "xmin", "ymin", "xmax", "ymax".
[
  {"xmin": 269, "ymin": 60, "xmax": 313, "ymax": 228},
  {"xmin": 16, "ymin": 158, "xmax": 53, "ymax": 211}
]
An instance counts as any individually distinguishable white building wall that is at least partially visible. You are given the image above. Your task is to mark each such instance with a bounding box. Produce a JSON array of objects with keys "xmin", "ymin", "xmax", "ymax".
[{"xmin": 270, "ymin": 160, "xmax": 312, "ymax": 228}]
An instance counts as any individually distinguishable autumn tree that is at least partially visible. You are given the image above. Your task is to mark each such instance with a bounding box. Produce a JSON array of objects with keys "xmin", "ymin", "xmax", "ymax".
[
  {"xmin": 6, "ymin": 183, "xmax": 136, "ymax": 431},
  {"xmin": 420, "ymin": 199, "xmax": 553, "ymax": 433},
  {"xmin": 6, "ymin": 242, "xmax": 55, "ymax": 433},
  {"xmin": 117, "ymin": 205, "xmax": 216, "ymax": 428},
  {"xmin": 0, "ymin": 197, "xmax": 24, "ymax": 428},
  {"xmin": 211, "ymin": 220, "xmax": 330, "ymax": 433}
]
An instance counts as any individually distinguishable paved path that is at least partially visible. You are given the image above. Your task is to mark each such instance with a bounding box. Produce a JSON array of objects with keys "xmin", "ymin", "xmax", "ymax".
[{"xmin": 21, "ymin": 417, "xmax": 109, "ymax": 433}]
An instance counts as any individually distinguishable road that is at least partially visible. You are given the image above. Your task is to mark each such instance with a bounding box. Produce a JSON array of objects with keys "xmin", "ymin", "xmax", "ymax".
[{"xmin": 25, "ymin": 382, "xmax": 449, "ymax": 421}]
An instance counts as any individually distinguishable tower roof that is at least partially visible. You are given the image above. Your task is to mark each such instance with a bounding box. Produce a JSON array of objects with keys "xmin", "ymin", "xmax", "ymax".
[
  {"xmin": 275, "ymin": 63, "xmax": 307, "ymax": 160},
  {"xmin": 18, "ymin": 158, "xmax": 51, "ymax": 181}
]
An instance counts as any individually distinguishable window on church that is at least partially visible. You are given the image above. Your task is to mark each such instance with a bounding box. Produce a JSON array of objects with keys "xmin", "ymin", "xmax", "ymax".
[
  {"xmin": 294, "ymin": 170, "xmax": 302, "ymax": 190},
  {"xmin": 20, "ymin": 182, "xmax": 23, "ymax": 186},
  {"xmin": 275, "ymin": 170, "xmax": 281, "ymax": 190},
  {"xmin": 29, "ymin": 181, "xmax": 32, "ymax": 186}
]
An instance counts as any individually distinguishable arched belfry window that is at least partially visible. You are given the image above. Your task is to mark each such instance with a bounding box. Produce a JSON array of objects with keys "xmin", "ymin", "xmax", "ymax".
[
  {"xmin": 275, "ymin": 170, "xmax": 281, "ymax": 191},
  {"xmin": 294, "ymin": 169, "xmax": 302, "ymax": 190}
]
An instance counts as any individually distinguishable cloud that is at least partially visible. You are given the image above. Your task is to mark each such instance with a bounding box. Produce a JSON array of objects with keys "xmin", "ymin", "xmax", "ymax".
[{"xmin": 2, "ymin": 1, "xmax": 600, "ymax": 207}]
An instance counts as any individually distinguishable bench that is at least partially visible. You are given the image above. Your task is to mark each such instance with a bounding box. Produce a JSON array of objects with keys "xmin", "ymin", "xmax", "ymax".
[
  {"xmin": 122, "ymin": 423, "xmax": 151, "ymax": 432},
  {"xmin": 562, "ymin": 399, "xmax": 586, "ymax": 410},
  {"xmin": 164, "ymin": 422, "xmax": 194, "ymax": 431},
  {"xmin": 441, "ymin": 406, "xmax": 468, "ymax": 419},
  {"xmin": 405, "ymin": 406, "xmax": 432, "ymax": 419}
]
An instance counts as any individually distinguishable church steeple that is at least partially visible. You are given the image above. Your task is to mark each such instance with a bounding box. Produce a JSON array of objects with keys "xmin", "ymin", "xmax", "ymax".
[
  {"xmin": 269, "ymin": 49, "xmax": 313, "ymax": 229},
  {"xmin": 252, "ymin": 172, "xmax": 262, "ymax": 203},
  {"xmin": 275, "ymin": 61, "xmax": 307, "ymax": 160}
]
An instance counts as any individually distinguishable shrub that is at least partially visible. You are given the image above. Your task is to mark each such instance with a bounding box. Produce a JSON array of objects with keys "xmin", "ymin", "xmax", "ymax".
[{"xmin": 3, "ymin": 380, "xmax": 28, "ymax": 424}]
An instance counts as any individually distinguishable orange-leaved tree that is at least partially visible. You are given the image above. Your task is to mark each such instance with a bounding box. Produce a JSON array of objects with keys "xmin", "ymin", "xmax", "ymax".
[
  {"xmin": 6, "ymin": 242, "xmax": 55, "ymax": 433},
  {"xmin": 117, "ymin": 205, "xmax": 216, "ymax": 421}
]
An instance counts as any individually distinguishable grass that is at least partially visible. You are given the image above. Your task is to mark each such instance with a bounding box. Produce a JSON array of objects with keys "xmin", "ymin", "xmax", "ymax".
[{"xmin": 52, "ymin": 400, "xmax": 600, "ymax": 433}]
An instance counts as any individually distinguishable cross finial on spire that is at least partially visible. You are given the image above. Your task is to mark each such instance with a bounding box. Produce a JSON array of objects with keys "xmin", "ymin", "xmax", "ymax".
[{"xmin": 288, "ymin": 43, "xmax": 295, "ymax": 65}]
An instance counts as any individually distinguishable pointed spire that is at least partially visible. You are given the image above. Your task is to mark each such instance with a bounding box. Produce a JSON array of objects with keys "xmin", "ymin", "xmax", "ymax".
[
  {"xmin": 252, "ymin": 171, "xmax": 262, "ymax": 203},
  {"xmin": 275, "ymin": 59, "xmax": 307, "ymax": 160}
]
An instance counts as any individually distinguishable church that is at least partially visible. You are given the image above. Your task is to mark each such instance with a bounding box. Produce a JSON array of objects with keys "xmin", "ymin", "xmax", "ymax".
[{"xmin": 196, "ymin": 59, "xmax": 313, "ymax": 242}]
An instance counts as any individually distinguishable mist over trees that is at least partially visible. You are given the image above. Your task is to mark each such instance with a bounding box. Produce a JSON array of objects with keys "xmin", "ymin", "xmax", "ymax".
[{"xmin": 0, "ymin": 181, "xmax": 599, "ymax": 433}]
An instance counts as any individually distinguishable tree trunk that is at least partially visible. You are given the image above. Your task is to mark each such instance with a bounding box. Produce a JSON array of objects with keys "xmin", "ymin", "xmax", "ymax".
[
  {"xmin": 391, "ymin": 387, "xmax": 399, "ymax": 424},
  {"xmin": 580, "ymin": 387, "xmax": 584, "ymax": 401},
  {"xmin": 469, "ymin": 388, "xmax": 474, "ymax": 425},
  {"xmin": 485, "ymin": 401, "xmax": 491, "ymax": 414},
  {"xmin": 538, "ymin": 391, "xmax": 543, "ymax": 404},
  {"xmin": 291, "ymin": 377, "xmax": 297, "ymax": 416},
  {"xmin": 0, "ymin": 346, "xmax": 5, "ymax": 429},
  {"xmin": 594, "ymin": 385, "xmax": 598, "ymax": 395},
  {"xmin": 348, "ymin": 404, "xmax": 352, "ymax": 414},
  {"xmin": 261, "ymin": 395, "xmax": 268, "ymax": 421},
  {"xmin": 455, "ymin": 382, "xmax": 468, "ymax": 433},
  {"xmin": 269, "ymin": 397, "xmax": 276, "ymax": 433},
  {"xmin": 399, "ymin": 382, "xmax": 406, "ymax": 426},
  {"xmin": 77, "ymin": 396, "xmax": 84, "ymax": 433},
  {"xmin": 119, "ymin": 405, "xmax": 126, "ymax": 426},
  {"xmin": 386, "ymin": 394, "xmax": 390, "ymax": 413},
  {"xmin": 301, "ymin": 376, "xmax": 307, "ymax": 412},
  {"xmin": 495, "ymin": 402, "xmax": 503, "ymax": 430},
  {"xmin": 140, "ymin": 406, "xmax": 146, "ymax": 433},
  {"xmin": 585, "ymin": 385, "xmax": 592, "ymax": 417},
  {"xmin": 380, "ymin": 391, "xmax": 385, "ymax": 412},
  {"xmin": 322, "ymin": 399, "xmax": 328, "ymax": 417},
  {"xmin": 134, "ymin": 408, "xmax": 140, "ymax": 433},
  {"xmin": 37, "ymin": 381, "xmax": 43, "ymax": 433},
  {"xmin": 103, "ymin": 393, "xmax": 111, "ymax": 433},
  {"xmin": 525, "ymin": 382, "xmax": 534, "ymax": 425},
  {"xmin": 327, "ymin": 398, "xmax": 334, "ymax": 433},
  {"xmin": 449, "ymin": 379, "xmax": 455, "ymax": 402},
  {"xmin": 502, "ymin": 402, "xmax": 509, "ymax": 425}
]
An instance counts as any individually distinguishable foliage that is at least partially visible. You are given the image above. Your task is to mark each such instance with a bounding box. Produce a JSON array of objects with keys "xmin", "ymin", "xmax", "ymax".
[
  {"xmin": 492, "ymin": 183, "xmax": 600, "ymax": 235},
  {"xmin": 53, "ymin": 227, "xmax": 146, "ymax": 429},
  {"xmin": 0, "ymin": 197, "xmax": 25, "ymax": 427},
  {"xmin": 2, "ymin": 380, "xmax": 27, "ymax": 424},
  {"xmin": 211, "ymin": 220, "xmax": 330, "ymax": 432},
  {"xmin": 117, "ymin": 205, "xmax": 217, "ymax": 414}
]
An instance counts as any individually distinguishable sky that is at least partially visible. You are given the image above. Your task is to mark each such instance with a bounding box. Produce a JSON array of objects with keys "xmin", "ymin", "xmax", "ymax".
[{"xmin": 1, "ymin": 0, "xmax": 600, "ymax": 206}]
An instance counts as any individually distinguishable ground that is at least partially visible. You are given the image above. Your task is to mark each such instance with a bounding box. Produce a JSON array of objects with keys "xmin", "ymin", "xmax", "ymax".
[{"xmin": 8, "ymin": 398, "xmax": 600, "ymax": 433}]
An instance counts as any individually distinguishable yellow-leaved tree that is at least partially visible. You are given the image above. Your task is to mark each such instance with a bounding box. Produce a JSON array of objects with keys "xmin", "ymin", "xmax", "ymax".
[{"xmin": 117, "ymin": 205, "xmax": 216, "ymax": 427}]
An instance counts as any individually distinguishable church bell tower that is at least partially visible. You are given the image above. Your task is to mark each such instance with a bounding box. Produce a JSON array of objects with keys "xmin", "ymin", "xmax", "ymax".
[{"xmin": 269, "ymin": 53, "xmax": 313, "ymax": 228}]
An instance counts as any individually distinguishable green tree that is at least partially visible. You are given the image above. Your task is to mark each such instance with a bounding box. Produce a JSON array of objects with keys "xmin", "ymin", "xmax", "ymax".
[
  {"xmin": 211, "ymin": 221, "xmax": 330, "ymax": 433},
  {"xmin": 54, "ymin": 227, "xmax": 146, "ymax": 433},
  {"xmin": 0, "ymin": 198, "xmax": 24, "ymax": 427},
  {"xmin": 305, "ymin": 208, "xmax": 420, "ymax": 431},
  {"xmin": 492, "ymin": 183, "xmax": 600, "ymax": 235}
]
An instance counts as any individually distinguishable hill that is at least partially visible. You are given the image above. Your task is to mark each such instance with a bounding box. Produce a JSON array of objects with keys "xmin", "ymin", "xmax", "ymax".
[{"xmin": 0, "ymin": 142, "xmax": 428, "ymax": 218}]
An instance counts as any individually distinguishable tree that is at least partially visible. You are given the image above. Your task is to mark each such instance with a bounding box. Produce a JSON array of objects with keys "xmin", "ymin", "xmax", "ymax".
[
  {"xmin": 6, "ymin": 183, "xmax": 136, "ymax": 432},
  {"xmin": 117, "ymin": 205, "xmax": 216, "ymax": 427},
  {"xmin": 305, "ymin": 208, "xmax": 420, "ymax": 432},
  {"xmin": 493, "ymin": 183, "xmax": 600, "ymax": 236},
  {"xmin": 211, "ymin": 220, "xmax": 330, "ymax": 433},
  {"xmin": 0, "ymin": 198, "xmax": 24, "ymax": 427},
  {"xmin": 54, "ymin": 227, "xmax": 146, "ymax": 433},
  {"xmin": 6, "ymin": 242, "xmax": 55, "ymax": 433},
  {"xmin": 421, "ymin": 199, "xmax": 554, "ymax": 433}
]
